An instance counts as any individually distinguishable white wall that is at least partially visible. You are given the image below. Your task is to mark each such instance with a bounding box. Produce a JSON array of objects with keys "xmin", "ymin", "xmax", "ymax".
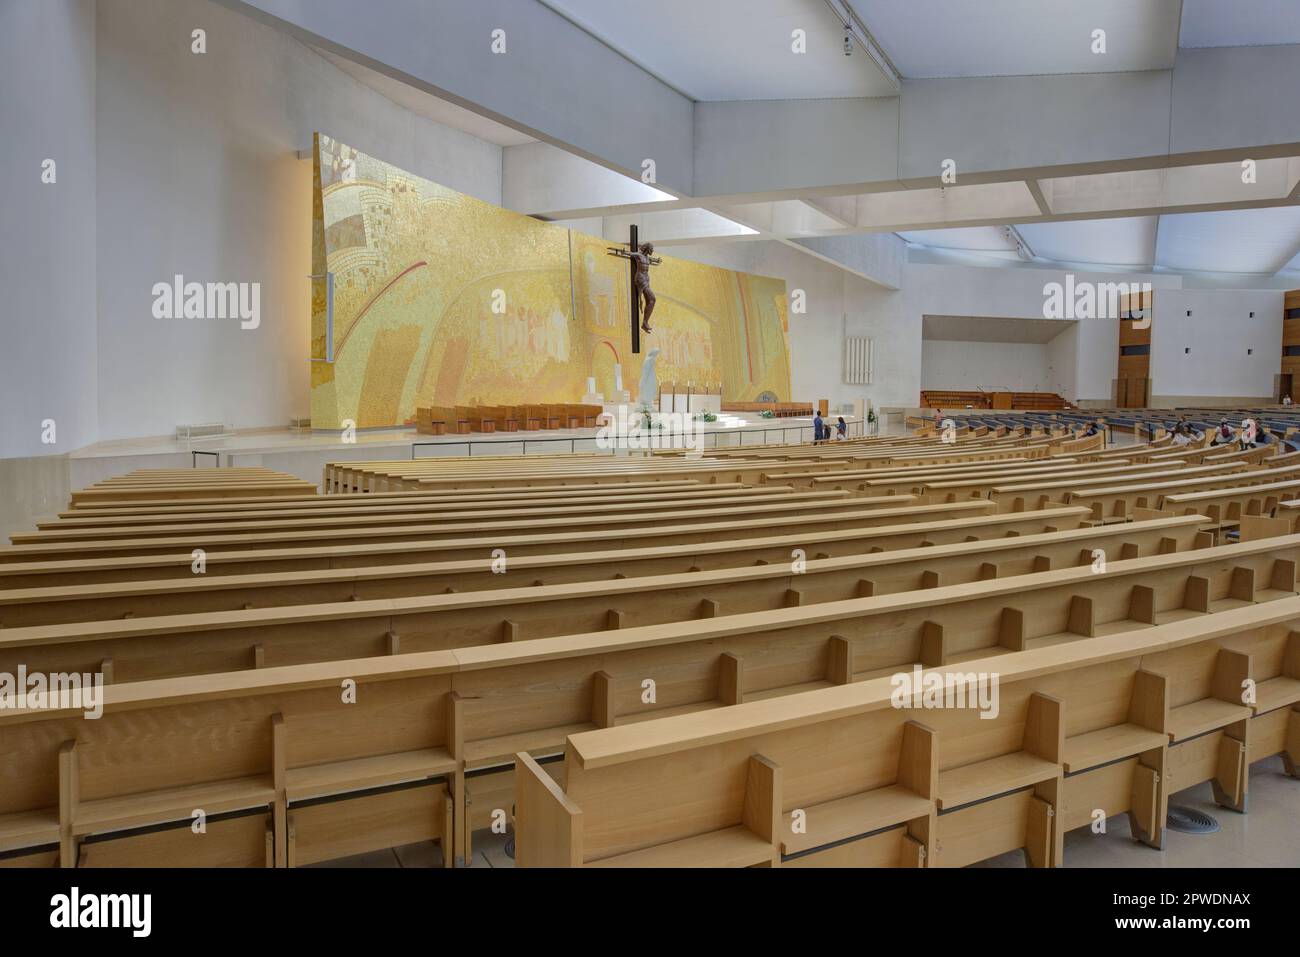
[
  {"xmin": 1151, "ymin": 288, "xmax": 1283, "ymax": 402},
  {"xmin": 665, "ymin": 253, "xmax": 1177, "ymax": 411},
  {"xmin": 92, "ymin": 0, "xmax": 503, "ymax": 443},
  {"xmin": 6, "ymin": 0, "xmax": 1294, "ymax": 458},
  {"xmin": 921, "ymin": 340, "xmax": 1053, "ymax": 393},
  {"xmin": 667, "ymin": 241, "xmax": 871, "ymax": 410},
  {"xmin": 1046, "ymin": 323, "xmax": 1078, "ymax": 401},
  {"xmin": 0, "ymin": 0, "xmax": 98, "ymax": 459}
]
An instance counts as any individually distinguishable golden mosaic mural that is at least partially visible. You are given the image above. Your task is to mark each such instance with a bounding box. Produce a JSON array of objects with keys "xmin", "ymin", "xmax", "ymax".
[{"xmin": 310, "ymin": 133, "xmax": 791, "ymax": 429}]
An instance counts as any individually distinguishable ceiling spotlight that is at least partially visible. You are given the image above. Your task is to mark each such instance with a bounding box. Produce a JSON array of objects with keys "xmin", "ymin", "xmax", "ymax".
[{"xmin": 844, "ymin": 26, "xmax": 853, "ymax": 56}]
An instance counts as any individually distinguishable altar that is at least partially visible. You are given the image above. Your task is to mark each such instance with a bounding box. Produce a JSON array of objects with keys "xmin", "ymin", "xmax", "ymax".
[{"xmin": 658, "ymin": 383, "xmax": 722, "ymax": 414}]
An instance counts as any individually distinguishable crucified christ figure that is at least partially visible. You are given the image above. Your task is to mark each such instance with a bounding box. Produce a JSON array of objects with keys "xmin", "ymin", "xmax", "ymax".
[{"xmin": 631, "ymin": 242, "xmax": 659, "ymax": 334}]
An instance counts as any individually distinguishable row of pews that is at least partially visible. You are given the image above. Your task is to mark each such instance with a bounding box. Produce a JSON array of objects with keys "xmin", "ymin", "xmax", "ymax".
[{"xmin": 1, "ymin": 429, "xmax": 1297, "ymax": 868}]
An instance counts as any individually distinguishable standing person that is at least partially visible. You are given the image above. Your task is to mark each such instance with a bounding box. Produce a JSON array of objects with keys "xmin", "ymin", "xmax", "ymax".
[
  {"xmin": 812, "ymin": 410, "xmax": 825, "ymax": 445},
  {"xmin": 1283, "ymin": 395, "xmax": 1293, "ymax": 406},
  {"xmin": 836, "ymin": 416, "xmax": 847, "ymax": 441}
]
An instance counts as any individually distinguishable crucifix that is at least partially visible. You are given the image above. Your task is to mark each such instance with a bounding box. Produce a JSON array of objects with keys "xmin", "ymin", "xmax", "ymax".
[{"xmin": 606, "ymin": 224, "xmax": 661, "ymax": 354}]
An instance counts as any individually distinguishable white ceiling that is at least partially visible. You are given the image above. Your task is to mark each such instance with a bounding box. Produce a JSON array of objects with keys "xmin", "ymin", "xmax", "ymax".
[
  {"xmin": 539, "ymin": 0, "xmax": 897, "ymax": 100},
  {"xmin": 308, "ymin": 1, "xmax": 1300, "ymax": 279},
  {"xmin": 898, "ymin": 226, "xmax": 1020, "ymax": 253},
  {"xmin": 922, "ymin": 315, "xmax": 1075, "ymax": 343},
  {"xmin": 1179, "ymin": 0, "xmax": 1300, "ymax": 48},
  {"xmin": 854, "ymin": 0, "xmax": 1181, "ymax": 78},
  {"xmin": 313, "ymin": 47, "xmax": 537, "ymax": 147},
  {"xmin": 899, "ymin": 206, "xmax": 1300, "ymax": 276},
  {"xmin": 1015, "ymin": 217, "xmax": 1158, "ymax": 267},
  {"xmin": 1156, "ymin": 206, "xmax": 1300, "ymax": 274}
]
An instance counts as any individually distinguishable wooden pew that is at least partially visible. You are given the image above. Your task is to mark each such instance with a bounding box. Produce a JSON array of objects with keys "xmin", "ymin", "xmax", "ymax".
[
  {"xmin": 0, "ymin": 499, "xmax": 1000, "ymax": 565},
  {"xmin": 514, "ymin": 602, "xmax": 1299, "ymax": 866},
  {"xmin": 0, "ymin": 505, "xmax": 1091, "ymax": 591},
  {"xmin": 915, "ymin": 460, "xmax": 1185, "ymax": 502},
  {"xmin": 330, "ymin": 443, "xmax": 1052, "ymax": 494},
  {"xmin": 1067, "ymin": 461, "xmax": 1300, "ymax": 523},
  {"xmin": 42, "ymin": 481, "xmax": 780, "ymax": 526},
  {"xmin": 6, "ymin": 541, "xmax": 1297, "ymax": 869},
  {"xmin": 60, "ymin": 479, "xmax": 727, "ymax": 515},
  {"xmin": 0, "ymin": 515, "xmax": 1214, "ymax": 679},
  {"xmin": 0, "ymin": 514, "xmax": 1204, "ymax": 629},
  {"xmin": 987, "ymin": 462, "xmax": 1247, "ymax": 513},
  {"xmin": 12, "ymin": 489, "xmax": 872, "ymax": 545},
  {"xmin": 69, "ymin": 469, "xmax": 318, "ymax": 505},
  {"xmin": 1162, "ymin": 478, "xmax": 1300, "ymax": 536}
]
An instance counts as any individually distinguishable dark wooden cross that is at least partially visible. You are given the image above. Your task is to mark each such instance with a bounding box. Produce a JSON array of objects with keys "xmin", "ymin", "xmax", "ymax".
[{"xmin": 606, "ymin": 224, "xmax": 661, "ymax": 354}]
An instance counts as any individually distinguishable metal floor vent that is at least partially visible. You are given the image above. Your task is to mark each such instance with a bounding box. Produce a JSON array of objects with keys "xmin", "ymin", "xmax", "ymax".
[{"xmin": 1165, "ymin": 805, "xmax": 1220, "ymax": 834}]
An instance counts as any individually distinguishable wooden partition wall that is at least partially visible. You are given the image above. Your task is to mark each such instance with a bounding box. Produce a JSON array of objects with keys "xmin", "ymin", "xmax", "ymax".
[
  {"xmin": 1281, "ymin": 290, "xmax": 1300, "ymax": 404},
  {"xmin": 1116, "ymin": 289, "xmax": 1153, "ymax": 408}
]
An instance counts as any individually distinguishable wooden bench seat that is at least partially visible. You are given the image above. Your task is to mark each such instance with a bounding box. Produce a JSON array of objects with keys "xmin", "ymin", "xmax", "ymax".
[
  {"xmin": 0, "ymin": 809, "xmax": 60, "ymax": 854},
  {"xmin": 0, "ymin": 499, "xmax": 997, "ymax": 564},
  {"xmin": 0, "ymin": 513, "xmax": 1197, "ymax": 629},
  {"xmin": 1166, "ymin": 698, "xmax": 1253, "ymax": 743},
  {"xmin": 781, "ymin": 784, "xmax": 932, "ymax": 856},
  {"xmin": 4, "ymin": 538, "xmax": 1297, "ymax": 869},
  {"xmin": 516, "ymin": 602, "xmax": 1300, "ymax": 867},
  {"xmin": 0, "ymin": 505, "xmax": 1091, "ymax": 591},
  {"xmin": 1066, "ymin": 461, "xmax": 1300, "ymax": 522},
  {"xmin": 1062, "ymin": 724, "xmax": 1168, "ymax": 773},
  {"xmin": 72, "ymin": 775, "xmax": 275, "ymax": 838},
  {"xmin": 283, "ymin": 748, "xmax": 456, "ymax": 802},
  {"xmin": 1163, "ymin": 477, "xmax": 1300, "ymax": 530},
  {"xmin": 43, "ymin": 481, "xmax": 790, "ymax": 527},
  {"xmin": 936, "ymin": 751, "xmax": 1059, "ymax": 811},
  {"xmin": 589, "ymin": 823, "xmax": 777, "ymax": 868},
  {"xmin": 14, "ymin": 489, "xmax": 869, "ymax": 545},
  {"xmin": 0, "ymin": 516, "xmax": 1236, "ymax": 683},
  {"xmin": 989, "ymin": 462, "xmax": 1244, "ymax": 513}
]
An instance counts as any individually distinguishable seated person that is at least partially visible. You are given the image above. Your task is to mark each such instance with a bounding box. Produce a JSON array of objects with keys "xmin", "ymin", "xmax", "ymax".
[
  {"xmin": 1211, "ymin": 420, "xmax": 1235, "ymax": 445},
  {"xmin": 1082, "ymin": 420, "xmax": 1101, "ymax": 438},
  {"xmin": 1239, "ymin": 418, "xmax": 1259, "ymax": 450},
  {"xmin": 1171, "ymin": 423, "xmax": 1193, "ymax": 447}
]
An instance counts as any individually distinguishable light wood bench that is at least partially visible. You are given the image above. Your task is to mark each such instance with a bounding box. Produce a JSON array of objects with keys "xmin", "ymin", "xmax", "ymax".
[
  {"xmin": 45, "ymin": 481, "xmax": 769, "ymax": 525},
  {"xmin": 515, "ymin": 603, "xmax": 1299, "ymax": 867},
  {"xmin": 0, "ymin": 505, "xmax": 1091, "ymax": 591},
  {"xmin": 0, "ymin": 515, "xmax": 1217, "ymax": 681},
  {"xmin": 988, "ymin": 462, "xmax": 1246, "ymax": 513},
  {"xmin": 1162, "ymin": 478, "xmax": 1300, "ymax": 535},
  {"xmin": 1066, "ymin": 461, "xmax": 1300, "ymax": 522},
  {"xmin": 70, "ymin": 469, "xmax": 318, "ymax": 505},
  {"xmin": 0, "ymin": 515, "xmax": 1205, "ymax": 629},
  {"xmin": 917, "ymin": 460, "xmax": 1184, "ymax": 502},
  {"xmin": 3, "ymin": 536, "xmax": 1295, "ymax": 868},
  {"xmin": 13, "ymin": 489, "xmax": 873, "ymax": 546},
  {"xmin": 0, "ymin": 499, "xmax": 999, "ymax": 564}
]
